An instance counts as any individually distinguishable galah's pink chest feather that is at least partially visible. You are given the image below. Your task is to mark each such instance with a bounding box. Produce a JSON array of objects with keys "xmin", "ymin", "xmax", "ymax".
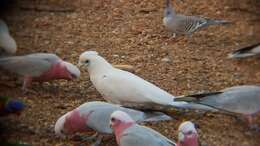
[
  {"xmin": 114, "ymin": 123, "xmax": 134, "ymax": 145},
  {"xmin": 33, "ymin": 62, "xmax": 71, "ymax": 82},
  {"xmin": 64, "ymin": 110, "xmax": 93, "ymax": 134},
  {"xmin": 177, "ymin": 134, "xmax": 199, "ymax": 146}
]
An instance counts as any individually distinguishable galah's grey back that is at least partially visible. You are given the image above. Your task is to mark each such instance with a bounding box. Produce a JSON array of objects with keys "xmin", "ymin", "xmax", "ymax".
[
  {"xmin": 0, "ymin": 53, "xmax": 60, "ymax": 77},
  {"xmin": 176, "ymin": 85, "xmax": 260, "ymax": 115},
  {"xmin": 228, "ymin": 43, "xmax": 260, "ymax": 59},
  {"xmin": 120, "ymin": 124, "xmax": 176, "ymax": 146},
  {"xmin": 163, "ymin": 0, "xmax": 230, "ymax": 36},
  {"xmin": 77, "ymin": 101, "xmax": 172, "ymax": 134},
  {"xmin": 0, "ymin": 19, "xmax": 17, "ymax": 54}
]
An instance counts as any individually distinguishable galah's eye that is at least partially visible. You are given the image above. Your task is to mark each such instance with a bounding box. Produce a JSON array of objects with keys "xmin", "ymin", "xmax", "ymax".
[
  {"xmin": 186, "ymin": 131, "xmax": 193, "ymax": 135},
  {"xmin": 111, "ymin": 117, "xmax": 116, "ymax": 122}
]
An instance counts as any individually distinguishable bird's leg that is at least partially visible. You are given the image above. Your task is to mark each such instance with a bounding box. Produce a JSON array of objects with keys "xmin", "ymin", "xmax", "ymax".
[
  {"xmin": 22, "ymin": 77, "xmax": 37, "ymax": 94},
  {"xmin": 245, "ymin": 114, "xmax": 260, "ymax": 131},
  {"xmin": 91, "ymin": 134, "xmax": 103, "ymax": 146},
  {"xmin": 172, "ymin": 33, "xmax": 176, "ymax": 38},
  {"xmin": 80, "ymin": 132, "xmax": 99, "ymax": 142}
]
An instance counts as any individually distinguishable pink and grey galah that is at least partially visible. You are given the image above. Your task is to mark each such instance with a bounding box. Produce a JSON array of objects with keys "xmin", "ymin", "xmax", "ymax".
[
  {"xmin": 54, "ymin": 101, "xmax": 172, "ymax": 146},
  {"xmin": 110, "ymin": 110, "xmax": 177, "ymax": 146},
  {"xmin": 0, "ymin": 53, "xmax": 80, "ymax": 91},
  {"xmin": 110, "ymin": 111, "xmax": 201, "ymax": 146},
  {"xmin": 177, "ymin": 121, "xmax": 199, "ymax": 146}
]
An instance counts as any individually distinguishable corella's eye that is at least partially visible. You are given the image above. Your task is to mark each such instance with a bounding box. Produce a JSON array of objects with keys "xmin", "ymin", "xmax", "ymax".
[{"xmin": 85, "ymin": 60, "xmax": 89, "ymax": 64}]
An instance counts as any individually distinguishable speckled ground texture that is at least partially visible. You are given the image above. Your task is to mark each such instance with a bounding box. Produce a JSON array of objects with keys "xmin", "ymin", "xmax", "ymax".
[{"xmin": 0, "ymin": 0, "xmax": 260, "ymax": 146}]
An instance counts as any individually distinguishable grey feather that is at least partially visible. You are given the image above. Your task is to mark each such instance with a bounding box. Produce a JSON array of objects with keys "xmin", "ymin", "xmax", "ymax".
[
  {"xmin": 77, "ymin": 101, "xmax": 172, "ymax": 134},
  {"xmin": 0, "ymin": 53, "xmax": 60, "ymax": 77},
  {"xmin": 176, "ymin": 85, "xmax": 260, "ymax": 115},
  {"xmin": 120, "ymin": 124, "xmax": 176, "ymax": 146},
  {"xmin": 228, "ymin": 43, "xmax": 260, "ymax": 59}
]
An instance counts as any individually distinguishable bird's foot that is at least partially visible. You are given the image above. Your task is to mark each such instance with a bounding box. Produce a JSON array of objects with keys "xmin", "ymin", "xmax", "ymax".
[
  {"xmin": 78, "ymin": 133, "xmax": 98, "ymax": 142},
  {"xmin": 90, "ymin": 135, "xmax": 103, "ymax": 146},
  {"xmin": 249, "ymin": 124, "xmax": 260, "ymax": 132},
  {"xmin": 22, "ymin": 88, "xmax": 38, "ymax": 95}
]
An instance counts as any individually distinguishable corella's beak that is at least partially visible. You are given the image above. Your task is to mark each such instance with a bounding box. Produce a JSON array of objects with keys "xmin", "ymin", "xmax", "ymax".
[{"xmin": 77, "ymin": 62, "xmax": 83, "ymax": 68}]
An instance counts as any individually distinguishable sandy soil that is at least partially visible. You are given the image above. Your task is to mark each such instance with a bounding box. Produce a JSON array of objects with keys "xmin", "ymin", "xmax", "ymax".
[{"xmin": 0, "ymin": 0, "xmax": 260, "ymax": 146}]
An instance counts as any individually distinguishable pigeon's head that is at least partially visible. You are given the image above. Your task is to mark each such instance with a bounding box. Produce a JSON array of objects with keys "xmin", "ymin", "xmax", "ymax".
[
  {"xmin": 178, "ymin": 121, "xmax": 199, "ymax": 146},
  {"xmin": 109, "ymin": 111, "xmax": 135, "ymax": 129},
  {"xmin": 78, "ymin": 51, "xmax": 112, "ymax": 73},
  {"xmin": 164, "ymin": 0, "xmax": 176, "ymax": 17},
  {"xmin": 55, "ymin": 110, "xmax": 92, "ymax": 137},
  {"xmin": 63, "ymin": 61, "xmax": 81, "ymax": 79}
]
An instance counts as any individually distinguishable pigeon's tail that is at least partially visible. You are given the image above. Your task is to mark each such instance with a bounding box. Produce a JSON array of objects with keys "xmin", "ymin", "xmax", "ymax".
[
  {"xmin": 228, "ymin": 43, "xmax": 260, "ymax": 59},
  {"xmin": 205, "ymin": 19, "xmax": 231, "ymax": 27}
]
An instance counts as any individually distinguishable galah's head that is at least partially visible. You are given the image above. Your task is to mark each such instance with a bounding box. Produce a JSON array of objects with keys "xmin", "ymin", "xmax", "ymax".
[
  {"xmin": 55, "ymin": 110, "xmax": 92, "ymax": 138},
  {"xmin": 109, "ymin": 111, "xmax": 135, "ymax": 129},
  {"xmin": 177, "ymin": 121, "xmax": 199, "ymax": 146},
  {"xmin": 62, "ymin": 61, "xmax": 81, "ymax": 79},
  {"xmin": 78, "ymin": 51, "xmax": 112, "ymax": 74},
  {"xmin": 49, "ymin": 61, "xmax": 80, "ymax": 81},
  {"xmin": 0, "ymin": 20, "xmax": 17, "ymax": 54},
  {"xmin": 4, "ymin": 99, "xmax": 25, "ymax": 115}
]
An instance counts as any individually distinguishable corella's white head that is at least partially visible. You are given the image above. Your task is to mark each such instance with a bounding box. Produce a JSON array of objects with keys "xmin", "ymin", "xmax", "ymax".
[
  {"xmin": 178, "ymin": 121, "xmax": 199, "ymax": 146},
  {"xmin": 0, "ymin": 19, "xmax": 17, "ymax": 54},
  {"xmin": 110, "ymin": 111, "xmax": 135, "ymax": 128},
  {"xmin": 78, "ymin": 51, "xmax": 113, "ymax": 74}
]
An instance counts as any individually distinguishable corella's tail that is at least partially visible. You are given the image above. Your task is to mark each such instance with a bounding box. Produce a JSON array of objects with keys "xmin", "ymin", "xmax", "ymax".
[{"xmin": 170, "ymin": 101, "xmax": 217, "ymax": 111}]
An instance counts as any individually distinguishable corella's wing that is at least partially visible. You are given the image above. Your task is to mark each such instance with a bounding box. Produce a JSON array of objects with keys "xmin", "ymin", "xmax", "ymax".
[
  {"xmin": 0, "ymin": 53, "xmax": 60, "ymax": 77},
  {"xmin": 120, "ymin": 125, "xmax": 175, "ymax": 146},
  {"xmin": 93, "ymin": 69, "xmax": 175, "ymax": 108}
]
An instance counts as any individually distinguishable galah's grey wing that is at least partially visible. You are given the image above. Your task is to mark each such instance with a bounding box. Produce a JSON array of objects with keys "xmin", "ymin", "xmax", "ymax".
[
  {"xmin": 176, "ymin": 85, "xmax": 260, "ymax": 115},
  {"xmin": 228, "ymin": 43, "xmax": 260, "ymax": 59},
  {"xmin": 79, "ymin": 102, "xmax": 172, "ymax": 134},
  {"xmin": 0, "ymin": 55, "xmax": 54, "ymax": 77},
  {"xmin": 120, "ymin": 125, "xmax": 175, "ymax": 146}
]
